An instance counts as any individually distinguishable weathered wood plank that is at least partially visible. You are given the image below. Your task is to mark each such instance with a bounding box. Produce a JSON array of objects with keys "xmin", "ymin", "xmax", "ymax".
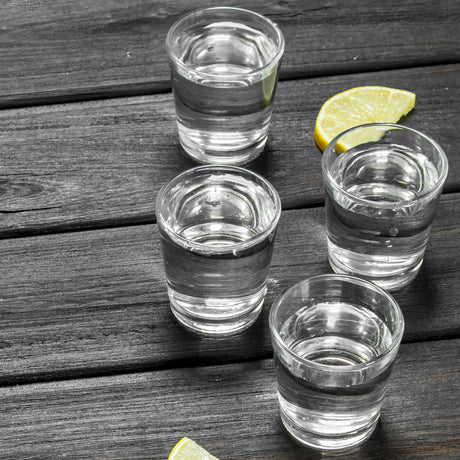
[
  {"xmin": 0, "ymin": 64, "xmax": 458, "ymax": 236},
  {"xmin": 0, "ymin": 0, "xmax": 459, "ymax": 107},
  {"xmin": 0, "ymin": 194, "xmax": 458, "ymax": 383},
  {"xmin": 0, "ymin": 339, "xmax": 458, "ymax": 459}
]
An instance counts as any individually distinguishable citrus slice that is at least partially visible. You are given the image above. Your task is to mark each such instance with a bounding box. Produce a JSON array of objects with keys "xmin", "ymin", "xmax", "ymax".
[
  {"xmin": 168, "ymin": 437, "xmax": 219, "ymax": 460},
  {"xmin": 314, "ymin": 86, "xmax": 416, "ymax": 152}
]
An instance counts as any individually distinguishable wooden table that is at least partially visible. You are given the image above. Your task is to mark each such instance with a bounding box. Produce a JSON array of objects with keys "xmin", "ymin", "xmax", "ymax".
[{"xmin": 1, "ymin": 1, "xmax": 459, "ymax": 458}]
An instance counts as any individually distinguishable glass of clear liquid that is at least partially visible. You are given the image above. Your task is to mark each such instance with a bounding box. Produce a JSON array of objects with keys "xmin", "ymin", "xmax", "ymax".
[
  {"xmin": 165, "ymin": 7, "xmax": 285, "ymax": 165},
  {"xmin": 269, "ymin": 274, "xmax": 404, "ymax": 451},
  {"xmin": 322, "ymin": 123, "xmax": 448, "ymax": 291},
  {"xmin": 156, "ymin": 165, "xmax": 281, "ymax": 337}
]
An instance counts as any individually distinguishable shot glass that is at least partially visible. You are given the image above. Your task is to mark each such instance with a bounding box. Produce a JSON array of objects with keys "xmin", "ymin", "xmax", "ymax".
[
  {"xmin": 322, "ymin": 123, "xmax": 449, "ymax": 290},
  {"xmin": 165, "ymin": 7, "xmax": 285, "ymax": 165},
  {"xmin": 269, "ymin": 274, "xmax": 404, "ymax": 451},
  {"xmin": 156, "ymin": 165, "xmax": 281, "ymax": 337}
]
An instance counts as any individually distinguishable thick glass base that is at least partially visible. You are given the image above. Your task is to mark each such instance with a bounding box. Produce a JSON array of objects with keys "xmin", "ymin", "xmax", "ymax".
[
  {"xmin": 327, "ymin": 240, "xmax": 423, "ymax": 291},
  {"xmin": 280, "ymin": 403, "xmax": 379, "ymax": 452},
  {"xmin": 281, "ymin": 413, "xmax": 378, "ymax": 452},
  {"xmin": 168, "ymin": 287, "xmax": 266, "ymax": 337},
  {"xmin": 178, "ymin": 124, "xmax": 268, "ymax": 166}
]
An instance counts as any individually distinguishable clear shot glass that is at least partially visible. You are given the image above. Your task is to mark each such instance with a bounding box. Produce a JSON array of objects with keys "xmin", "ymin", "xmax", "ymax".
[
  {"xmin": 322, "ymin": 123, "xmax": 448, "ymax": 291},
  {"xmin": 269, "ymin": 274, "xmax": 405, "ymax": 451},
  {"xmin": 156, "ymin": 165, "xmax": 281, "ymax": 337},
  {"xmin": 165, "ymin": 7, "xmax": 285, "ymax": 165}
]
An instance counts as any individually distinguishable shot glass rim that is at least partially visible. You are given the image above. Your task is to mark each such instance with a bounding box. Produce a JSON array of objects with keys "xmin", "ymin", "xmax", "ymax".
[
  {"xmin": 155, "ymin": 165, "xmax": 282, "ymax": 254},
  {"xmin": 165, "ymin": 6, "xmax": 285, "ymax": 81},
  {"xmin": 322, "ymin": 122, "xmax": 449, "ymax": 209},
  {"xmin": 269, "ymin": 274, "xmax": 405, "ymax": 373}
]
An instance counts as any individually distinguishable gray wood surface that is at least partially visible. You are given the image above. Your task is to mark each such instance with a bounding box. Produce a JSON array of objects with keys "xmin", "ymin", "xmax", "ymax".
[
  {"xmin": 0, "ymin": 64, "xmax": 458, "ymax": 237},
  {"xmin": 1, "ymin": 0, "xmax": 458, "ymax": 107},
  {"xmin": 1, "ymin": 339, "xmax": 458, "ymax": 459},
  {"xmin": 1, "ymin": 194, "xmax": 458, "ymax": 384},
  {"xmin": 1, "ymin": 1, "xmax": 459, "ymax": 457}
]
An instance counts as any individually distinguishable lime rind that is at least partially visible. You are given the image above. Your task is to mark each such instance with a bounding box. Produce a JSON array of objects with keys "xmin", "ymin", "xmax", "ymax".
[
  {"xmin": 169, "ymin": 437, "xmax": 219, "ymax": 460},
  {"xmin": 314, "ymin": 86, "xmax": 416, "ymax": 152},
  {"xmin": 262, "ymin": 64, "xmax": 279, "ymax": 106}
]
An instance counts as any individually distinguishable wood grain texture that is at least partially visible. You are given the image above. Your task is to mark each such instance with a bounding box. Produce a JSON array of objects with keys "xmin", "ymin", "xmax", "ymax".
[
  {"xmin": 0, "ymin": 64, "xmax": 458, "ymax": 237},
  {"xmin": 0, "ymin": 194, "xmax": 458, "ymax": 384},
  {"xmin": 0, "ymin": 339, "xmax": 458, "ymax": 459},
  {"xmin": 0, "ymin": 0, "xmax": 459, "ymax": 107},
  {"xmin": 1, "ymin": 3, "xmax": 458, "ymax": 458}
]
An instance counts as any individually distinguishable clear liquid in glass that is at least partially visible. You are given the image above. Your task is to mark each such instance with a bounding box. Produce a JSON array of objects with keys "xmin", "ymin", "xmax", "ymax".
[
  {"xmin": 275, "ymin": 301, "xmax": 395, "ymax": 450},
  {"xmin": 159, "ymin": 174, "xmax": 278, "ymax": 336},
  {"xmin": 171, "ymin": 22, "xmax": 280, "ymax": 164},
  {"xmin": 326, "ymin": 145, "xmax": 442, "ymax": 290}
]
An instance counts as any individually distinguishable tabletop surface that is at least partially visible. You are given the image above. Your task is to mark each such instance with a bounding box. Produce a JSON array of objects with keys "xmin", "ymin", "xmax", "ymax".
[{"xmin": 1, "ymin": 1, "xmax": 459, "ymax": 459}]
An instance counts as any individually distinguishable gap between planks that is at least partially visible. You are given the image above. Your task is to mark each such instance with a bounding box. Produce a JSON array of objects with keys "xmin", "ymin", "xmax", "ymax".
[
  {"xmin": 1, "ymin": 334, "xmax": 459, "ymax": 389},
  {"xmin": 1, "ymin": 60, "xmax": 458, "ymax": 111},
  {"xmin": 0, "ymin": 188, "xmax": 459, "ymax": 241}
]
